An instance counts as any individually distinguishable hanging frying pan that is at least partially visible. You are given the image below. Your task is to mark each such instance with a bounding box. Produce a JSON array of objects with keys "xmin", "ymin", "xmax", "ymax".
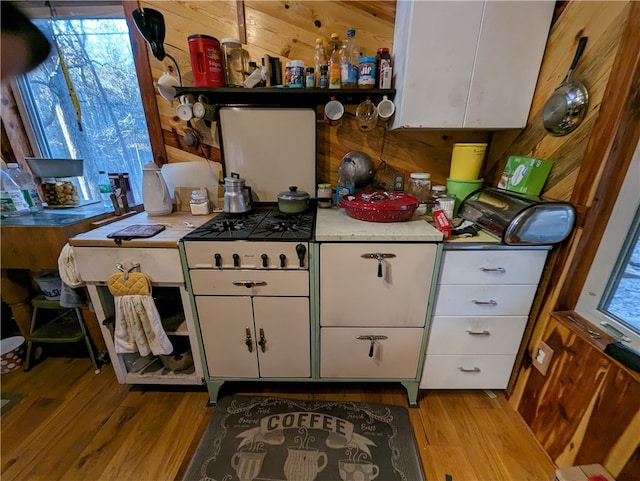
[{"xmin": 542, "ymin": 37, "xmax": 589, "ymax": 136}]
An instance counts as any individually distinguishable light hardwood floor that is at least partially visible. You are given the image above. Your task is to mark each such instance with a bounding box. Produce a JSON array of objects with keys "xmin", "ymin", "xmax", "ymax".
[{"xmin": 1, "ymin": 357, "xmax": 555, "ymax": 481}]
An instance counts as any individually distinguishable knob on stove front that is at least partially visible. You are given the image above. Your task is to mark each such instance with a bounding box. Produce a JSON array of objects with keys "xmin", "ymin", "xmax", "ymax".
[
  {"xmin": 279, "ymin": 254, "xmax": 286, "ymax": 268},
  {"xmin": 233, "ymin": 253, "xmax": 240, "ymax": 268}
]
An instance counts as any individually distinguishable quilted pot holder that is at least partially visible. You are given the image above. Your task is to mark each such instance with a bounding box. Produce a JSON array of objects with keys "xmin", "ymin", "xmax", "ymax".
[{"xmin": 107, "ymin": 271, "xmax": 152, "ymax": 297}]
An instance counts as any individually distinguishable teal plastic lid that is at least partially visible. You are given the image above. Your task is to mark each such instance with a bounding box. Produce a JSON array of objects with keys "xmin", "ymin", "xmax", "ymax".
[{"xmin": 359, "ymin": 56, "xmax": 376, "ymax": 63}]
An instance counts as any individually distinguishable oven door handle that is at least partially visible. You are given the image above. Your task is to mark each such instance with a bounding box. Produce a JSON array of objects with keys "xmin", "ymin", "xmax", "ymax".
[{"xmin": 233, "ymin": 280, "xmax": 267, "ymax": 288}]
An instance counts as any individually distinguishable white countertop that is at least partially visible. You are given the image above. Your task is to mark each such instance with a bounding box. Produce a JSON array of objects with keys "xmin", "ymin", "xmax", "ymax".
[{"xmin": 315, "ymin": 207, "xmax": 443, "ymax": 242}]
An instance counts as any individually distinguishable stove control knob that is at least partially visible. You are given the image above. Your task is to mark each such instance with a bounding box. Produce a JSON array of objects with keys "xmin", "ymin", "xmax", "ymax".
[
  {"xmin": 233, "ymin": 253, "xmax": 240, "ymax": 268},
  {"xmin": 214, "ymin": 253, "xmax": 222, "ymax": 268},
  {"xmin": 296, "ymin": 243, "xmax": 306, "ymax": 268},
  {"xmin": 279, "ymin": 254, "xmax": 287, "ymax": 268},
  {"xmin": 261, "ymin": 254, "xmax": 269, "ymax": 268}
]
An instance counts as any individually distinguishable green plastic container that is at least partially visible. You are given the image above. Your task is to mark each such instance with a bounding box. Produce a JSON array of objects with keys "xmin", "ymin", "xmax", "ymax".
[{"xmin": 446, "ymin": 178, "xmax": 484, "ymax": 216}]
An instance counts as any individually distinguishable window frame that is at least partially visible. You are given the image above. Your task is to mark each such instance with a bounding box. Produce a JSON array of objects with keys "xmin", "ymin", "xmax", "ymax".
[{"xmin": 576, "ymin": 139, "xmax": 640, "ymax": 351}]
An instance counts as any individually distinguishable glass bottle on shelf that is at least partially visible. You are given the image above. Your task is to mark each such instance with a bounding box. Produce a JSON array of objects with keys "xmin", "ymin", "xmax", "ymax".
[
  {"xmin": 314, "ymin": 38, "xmax": 327, "ymax": 88},
  {"xmin": 328, "ymin": 33, "xmax": 342, "ymax": 90}
]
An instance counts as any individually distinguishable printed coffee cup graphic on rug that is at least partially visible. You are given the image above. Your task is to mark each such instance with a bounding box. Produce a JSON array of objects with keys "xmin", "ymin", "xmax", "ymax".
[
  {"xmin": 284, "ymin": 445, "xmax": 328, "ymax": 481},
  {"xmin": 339, "ymin": 459, "xmax": 380, "ymax": 481},
  {"xmin": 230, "ymin": 448, "xmax": 266, "ymax": 481}
]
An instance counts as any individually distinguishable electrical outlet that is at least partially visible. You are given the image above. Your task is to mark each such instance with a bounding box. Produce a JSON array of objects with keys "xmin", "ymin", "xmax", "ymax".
[
  {"xmin": 393, "ymin": 173, "xmax": 405, "ymax": 192},
  {"xmin": 532, "ymin": 340, "xmax": 554, "ymax": 375}
]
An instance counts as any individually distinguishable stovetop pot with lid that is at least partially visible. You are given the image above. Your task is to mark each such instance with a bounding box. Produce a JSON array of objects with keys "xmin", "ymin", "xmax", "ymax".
[
  {"xmin": 277, "ymin": 186, "xmax": 310, "ymax": 214},
  {"xmin": 222, "ymin": 172, "xmax": 252, "ymax": 214}
]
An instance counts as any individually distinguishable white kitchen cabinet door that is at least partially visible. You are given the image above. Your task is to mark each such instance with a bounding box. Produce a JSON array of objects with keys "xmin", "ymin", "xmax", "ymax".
[
  {"xmin": 320, "ymin": 327, "xmax": 423, "ymax": 379},
  {"xmin": 390, "ymin": 0, "xmax": 554, "ymax": 129},
  {"xmin": 320, "ymin": 243, "xmax": 437, "ymax": 327},
  {"xmin": 434, "ymin": 284, "xmax": 538, "ymax": 316},
  {"xmin": 427, "ymin": 316, "xmax": 528, "ymax": 355},
  {"xmin": 195, "ymin": 296, "xmax": 259, "ymax": 378},
  {"xmin": 439, "ymin": 250, "xmax": 548, "ymax": 285},
  {"xmin": 253, "ymin": 297, "xmax": 310, "ymax": 378},
  {"xmin": 421, "ymin": 354, "xmax": 516, "ymax": 389}
]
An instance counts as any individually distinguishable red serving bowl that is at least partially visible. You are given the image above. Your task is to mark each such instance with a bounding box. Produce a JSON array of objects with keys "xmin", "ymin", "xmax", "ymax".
[{"xmin": 340, "ymin": 191, "xmax": 419, "ymax": 222}]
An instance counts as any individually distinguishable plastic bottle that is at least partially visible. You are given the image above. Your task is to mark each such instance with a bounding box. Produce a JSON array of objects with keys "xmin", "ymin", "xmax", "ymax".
[
  {"xmin": 0, "ymin": 168, "xmax": 30, "ymax": 217},
  {"xmin": 97, "ymin": 170, "xmax": 113, "ymax": 208},
  {"xmin": 340, "ymin": 29, "xmax": 359, "ymax": 89},
  {"xmin": 313, "ymin": 38, "xmax": 327, "ymax": 88},
  {"xmin": 284, "ymin": 62, "xmax": 292, "ymax": 86},
  {"xmin": 6, "ymin": 163, "xmax": 43, "ymax": 211},
  {"xmin": 328, "ymin": 33, "xmax": 341, "ymax": 90},
  {"xmin": 335, "ymin": 156, "xmax": 356, "ymax": 204}
]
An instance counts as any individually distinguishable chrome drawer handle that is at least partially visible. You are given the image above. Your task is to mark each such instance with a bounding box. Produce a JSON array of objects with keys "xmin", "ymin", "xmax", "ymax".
[
  {"xmin": 466, "ymin": 329, "xmax": 490, "ymax": 336},
  {"xmin": 458, "ymin": 367, "xmax": 481, "ymax": 373},
  {"xmin": 233, "ymin": 280, "xmax": 267, "ymax": 288},
  {"xmin": 472, "ymin": 299, "xmax": 497, "ymax": 305},
  {"xmin": 361, "ymin": 253, "xmax": 396, "ymax": 278},
  {"xmin": 357, "ymin": 335, "xmax": 388, "ymax": 357},
  {"xmin": 480, "ymin": 267, "xmax": 506, "ymax": 273}
]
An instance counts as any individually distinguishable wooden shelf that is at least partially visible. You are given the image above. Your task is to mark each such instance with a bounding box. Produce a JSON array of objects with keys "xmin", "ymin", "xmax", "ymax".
[{"xmin": 174, "ymin": 86, "xmax": 395, "ymax": 107}]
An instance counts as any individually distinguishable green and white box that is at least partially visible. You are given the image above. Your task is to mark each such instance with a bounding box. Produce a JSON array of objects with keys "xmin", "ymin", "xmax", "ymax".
[{"xmin": 498, "ymin": 155, "xmax": 553, "ymax": 196}]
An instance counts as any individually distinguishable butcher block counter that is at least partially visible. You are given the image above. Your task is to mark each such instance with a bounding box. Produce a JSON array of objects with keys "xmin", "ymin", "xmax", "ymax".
[{"xmin": 69, "ymin": 211, "xmax": 217, "ymax": 248}]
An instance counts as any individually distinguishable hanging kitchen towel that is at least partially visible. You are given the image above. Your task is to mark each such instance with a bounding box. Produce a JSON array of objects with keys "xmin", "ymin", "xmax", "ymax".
[
  {"xmin": 108, "ymin": 272, "xmax": 173, "ymax": 356},
  {"xmin": 57, "ymin": 243, "xmax": 86, "ymax": 308}
]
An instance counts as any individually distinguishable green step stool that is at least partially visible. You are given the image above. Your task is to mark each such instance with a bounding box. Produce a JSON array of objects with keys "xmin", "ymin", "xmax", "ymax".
[{"xmin": 24, "ymin": 295, "xmax": 100, "ymax": 373}]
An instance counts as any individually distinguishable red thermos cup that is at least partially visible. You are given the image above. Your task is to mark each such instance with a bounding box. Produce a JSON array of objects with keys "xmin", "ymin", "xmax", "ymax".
[{"xmin": 188, "ymin": 35, "xmax": 225, "ymax": 87}]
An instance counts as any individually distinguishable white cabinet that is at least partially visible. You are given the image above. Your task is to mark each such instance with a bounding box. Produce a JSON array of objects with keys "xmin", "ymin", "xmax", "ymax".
[
  {"xmin": 421, "ymin": 249, "xmax": 548, "ymax": 389},
  {"xmin": 319, "ymin": 243, "xmax": 437, "ymax": 382},
  {"xmin": 390, "ymin": 1, "xmax": 554, "ymax": 129},
  {"xmin": 196, "ymin": 296, "xmax": 310, "ymax": 379}
]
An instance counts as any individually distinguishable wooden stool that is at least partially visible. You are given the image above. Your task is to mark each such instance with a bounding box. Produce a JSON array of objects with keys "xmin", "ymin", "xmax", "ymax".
[{"xmin": 24, "ymin": 295, "xmax": 100, "ymax": 373}]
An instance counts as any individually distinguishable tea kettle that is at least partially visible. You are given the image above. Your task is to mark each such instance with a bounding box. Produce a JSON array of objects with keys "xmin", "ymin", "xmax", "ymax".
[
  {"xmin": 223, "ymin": 172, "xmax": 252, "ymax": 214},
  {"xmin": 142, "ymin": 161, "xmax": 172, "ymax": 215}
]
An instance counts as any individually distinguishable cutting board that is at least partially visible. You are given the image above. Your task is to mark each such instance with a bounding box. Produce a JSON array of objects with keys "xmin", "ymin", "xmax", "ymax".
[{"xmin": 161, "ymin": 161, "xmax": 222, "ymax": 206}]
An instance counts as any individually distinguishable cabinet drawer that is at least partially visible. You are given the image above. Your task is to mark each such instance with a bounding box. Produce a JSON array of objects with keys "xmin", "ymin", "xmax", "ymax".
[
  {"xmin": 427, "ymin": 316, "xmax": 527, "ymax": 355},
  {"xmin": 74, "ymin": 247, "xmax": 183, "ymax": 283},
  {"xmin": 190, "ymin": 270, "xmax": 308, "ymax": 296},
  {"xmin": 320, "ymin": 243, "xmax": 436, "ymax": 327},
  {"xmin": 420, "ymin": 354, "xmax": 516, "ymax": 389},
  {"xmin": 439, "ymin": 250, "xmax": 547, "ymax": 285},
  {"xmin": 320, "ymin": 327, "xmax": 423, "ymax": 379},
  {"xmin": 434, "ymin": 284, "xmax": 538, "ymax": 316}
]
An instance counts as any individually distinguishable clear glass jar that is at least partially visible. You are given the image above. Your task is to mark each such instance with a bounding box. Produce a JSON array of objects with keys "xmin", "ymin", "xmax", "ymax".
[
  {"xmin": 407, "ymin": 173, "xmax": 431, "ymax": 202},
  {"xmin": 221, "ymin": 38, "xmax": 245, "ymax": 87},
  {"xmin": 317, "ymin": 183, "xmax": 333, "ymax": 208},
  {"xmin": 190, "ymin": 189, "xmax": 210, "ymax": 215},
  {"xmin": 426, "ymin": 184, "xmax": 446, "ymax": 215}
]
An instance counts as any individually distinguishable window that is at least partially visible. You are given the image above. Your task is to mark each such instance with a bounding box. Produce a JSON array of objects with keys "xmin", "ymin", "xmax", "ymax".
[
  {"xmin": 15, "ymin": 7, "xmax": 151, "ymax": 204},
  {"xmin": 577, "ymin": 140, "xmax": 640, "ymax": 351}
]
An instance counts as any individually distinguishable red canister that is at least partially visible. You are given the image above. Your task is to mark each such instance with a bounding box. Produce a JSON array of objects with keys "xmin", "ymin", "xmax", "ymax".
[{"xmin": 188, "ymin": 34, "xmax": 225, "ymax": 87}]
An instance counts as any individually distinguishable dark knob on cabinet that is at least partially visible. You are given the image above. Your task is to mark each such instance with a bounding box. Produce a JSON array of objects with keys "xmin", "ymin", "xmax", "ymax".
[
  {"xmin": 214, "ymin": 253, "xmax": 222, "ymax": 268},
  {"xmin": 279, "ymin": 254, "xmax": 287, "ymax": 268},
  {"xmin": 261, "ymin": 253, "xmax": 269, "ymax": 268},
  {"xmin": 296, "ymin": 243, "xmax": 306, "ymax": 268},
  {"xmin": 233, "ymin": 253, "xmax": 240, "ymax": 268}
]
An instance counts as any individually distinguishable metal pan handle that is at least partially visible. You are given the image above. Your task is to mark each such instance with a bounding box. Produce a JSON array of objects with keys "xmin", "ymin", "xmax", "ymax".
[{"xmin": 565, "ymin": 37, "xmax": 588, "ymax": 82}]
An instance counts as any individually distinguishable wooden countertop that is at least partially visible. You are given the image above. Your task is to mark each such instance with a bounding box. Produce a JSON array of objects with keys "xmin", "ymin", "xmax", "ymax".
[{"xmin": 70, "ymin": 211, "xmax": 217, "ymax": 248}]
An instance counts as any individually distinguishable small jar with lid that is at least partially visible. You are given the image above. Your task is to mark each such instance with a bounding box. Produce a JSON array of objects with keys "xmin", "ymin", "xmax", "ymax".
[
  {"xmin": 407, "ymin": 173, "xmax": 431, "ymax": 202},
  {"xmin": 426, "ymin": 184, "xmax": 447, "ymax": 215},
  {"xmin": 319, "ymin": 65, "xmax": 329, "ymax": 89},
  {"xmin": 189, "ymin": 189, "xmax": 210, "ymax": 215},
  {"xmin": 358, "ymin": 57, "xmax": 376, "ymax": 89},
  {"xmin": 221, "ymin": 38, "xmax": 245, "ymax": 87},
  {"xmin": 317, "ymin": 183, "xmax": 333, "ymax": 208},
  {"xmin": 289, "ymin": 60, "xmax": 305, "ymax": 88}
]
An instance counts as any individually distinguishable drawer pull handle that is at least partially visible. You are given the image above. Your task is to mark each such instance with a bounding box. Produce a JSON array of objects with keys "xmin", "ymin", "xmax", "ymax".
[
  {"xmin": 233, "ymin": 280, "xmax": 267, "ymax": 288},
  {"xmin": 458, "ymin": 367, "xmax": 481, "ymax": 373},
  {"xmin": 356, "ymin": 335, "xmax": 388, "ymax": 357},
  {"xmin": 361, "ymin": 253, "xmax": 396, "ymax": 278},
  {"xmin": 258, "ymin": 328, "xmax": 267, "ymax": 353},
  {"xmin": 480, "ymin": 267, "xmax": 506, "ymax": 273},
  {"xmin": 466, "ymin": 329, "xmax": 490, "ymax": 336},
  {"xmin": 472, "ymin": 299, "xmax": 497, "ymax": 306}
]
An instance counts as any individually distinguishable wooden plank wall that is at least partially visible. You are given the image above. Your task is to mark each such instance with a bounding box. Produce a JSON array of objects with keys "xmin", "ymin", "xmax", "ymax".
[{"xmin": 136, "ymin": 0, "xmax": 489, "ymax": 188}]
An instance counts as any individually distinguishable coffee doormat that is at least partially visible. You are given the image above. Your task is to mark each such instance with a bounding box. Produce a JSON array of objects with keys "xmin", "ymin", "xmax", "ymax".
[{"xmin": 182, "ymin": 395, "xmax": 425, "ymax": 481}]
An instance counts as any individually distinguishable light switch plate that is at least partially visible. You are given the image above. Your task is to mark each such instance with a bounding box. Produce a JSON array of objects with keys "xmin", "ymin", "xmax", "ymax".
[{"xmin": 533, "ymin": 340, "xmax": 554, "ymax": 376}]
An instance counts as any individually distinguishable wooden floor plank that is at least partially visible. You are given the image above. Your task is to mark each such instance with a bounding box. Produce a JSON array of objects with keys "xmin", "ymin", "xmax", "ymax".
[{"xmin": 0, "ymin": 358, "xmax": 556, "ymax": 481}]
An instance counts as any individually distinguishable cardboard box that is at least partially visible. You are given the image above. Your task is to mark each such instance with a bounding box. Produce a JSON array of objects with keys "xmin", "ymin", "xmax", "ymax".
[
  {"xmin": 498, "ymin": 155, "xmax": 553, "ymax": 196},
  {"xmin": 551, "ymin": 464, "xmax": 616, "ymax": 481}
]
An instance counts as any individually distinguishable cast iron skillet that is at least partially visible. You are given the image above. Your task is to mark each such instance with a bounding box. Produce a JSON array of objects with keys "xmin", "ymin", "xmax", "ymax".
[{"xmin": 542, "ymin": 37, "xmax": 589, "ymax": 136}]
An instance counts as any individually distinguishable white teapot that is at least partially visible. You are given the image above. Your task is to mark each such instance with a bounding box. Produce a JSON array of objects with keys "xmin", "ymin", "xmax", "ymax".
[{"xmin": 142, "ymin": 161, "xmax": 172, "ymax": 215}]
